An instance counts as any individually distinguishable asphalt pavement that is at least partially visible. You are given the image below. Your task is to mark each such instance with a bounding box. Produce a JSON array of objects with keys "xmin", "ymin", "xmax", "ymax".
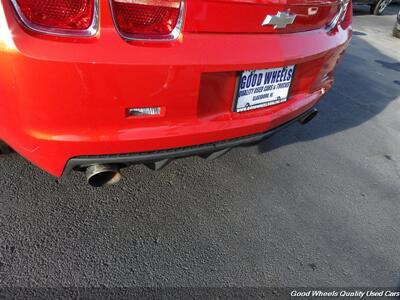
[{"xmin": 0, "ymin": 4, "xmax": 399, "ymax": 290}]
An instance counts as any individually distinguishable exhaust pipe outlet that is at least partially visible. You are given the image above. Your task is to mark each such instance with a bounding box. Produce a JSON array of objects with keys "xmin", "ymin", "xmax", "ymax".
[
  {"xmin": 0, "ymin": 140, "xmax": 11, "ymax": 155},
  {"xmin": 85, "ymin": 164, "xmax": 122, "ymax": 187},
  {"xmin": 299, "ymin": 109, "xmax": 319, "ymax": 125}
]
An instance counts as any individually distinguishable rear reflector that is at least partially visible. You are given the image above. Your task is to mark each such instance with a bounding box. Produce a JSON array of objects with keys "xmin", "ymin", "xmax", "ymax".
[
  {"xmin": 128, "ymin": 107, "xmax": 162, "ymax": 116},
  {"xmin": 110, "ymin": 0, "xmax": 184, "ymax": 40},
  {"xmin": 11, "ymin": 0, "xmax": 98, "ymax": 36}
]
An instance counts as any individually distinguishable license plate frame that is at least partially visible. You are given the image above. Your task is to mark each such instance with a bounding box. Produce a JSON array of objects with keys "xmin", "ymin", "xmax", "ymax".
[{"xmin": 234, "ymin": 65, "xmax": 295, "ymax": 113}]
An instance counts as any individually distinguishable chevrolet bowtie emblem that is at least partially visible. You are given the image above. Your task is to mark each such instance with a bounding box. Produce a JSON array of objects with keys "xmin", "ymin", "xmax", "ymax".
[{"xmin": 262, "ymin": 11, "xmax": 297, "ymax": 29}]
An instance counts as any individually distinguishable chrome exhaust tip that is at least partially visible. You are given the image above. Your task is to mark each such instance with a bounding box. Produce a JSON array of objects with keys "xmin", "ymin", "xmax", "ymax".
[
  {"xmin": 299, "ymin": 108, "xmax": 319, "ymax": 125},
  {"xmin": 85, "ymin": 164, "xmax": 122, "ymax": 187}
]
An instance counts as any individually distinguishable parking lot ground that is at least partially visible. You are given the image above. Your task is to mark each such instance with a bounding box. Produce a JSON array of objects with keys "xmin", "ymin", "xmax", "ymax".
[{"xmin": 0, "ymin": 4, "xmax": 399, "ymax": 289}]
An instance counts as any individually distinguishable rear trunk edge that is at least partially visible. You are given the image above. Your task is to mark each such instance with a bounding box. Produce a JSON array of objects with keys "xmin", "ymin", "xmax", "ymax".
[{"xmin": 185, "ymin": 0, "xmax": 342, "ymax": 34}]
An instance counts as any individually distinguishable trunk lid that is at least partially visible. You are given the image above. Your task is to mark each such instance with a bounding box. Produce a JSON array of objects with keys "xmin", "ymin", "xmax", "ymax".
[{"xmin": 185, "ymin": 0, "xmax": 340, "ymax": 34}]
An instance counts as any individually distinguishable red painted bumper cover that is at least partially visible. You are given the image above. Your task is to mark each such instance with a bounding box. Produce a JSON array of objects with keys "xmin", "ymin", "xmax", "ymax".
[{"xmin": 0, "ymin": 0, "xmax": 352, "ymax": 177}]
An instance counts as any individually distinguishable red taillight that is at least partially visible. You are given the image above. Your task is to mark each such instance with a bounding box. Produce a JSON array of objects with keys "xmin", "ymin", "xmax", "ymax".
[
  {"xmin": 11, "ymin": 0, "xmax": 98, "ymax": 36},
  {"xmin": 110, "ymin": 0, "xmax": 184, "ymax": 40}
]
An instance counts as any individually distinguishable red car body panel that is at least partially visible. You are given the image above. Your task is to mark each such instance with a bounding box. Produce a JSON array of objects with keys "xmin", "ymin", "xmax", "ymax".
[
  {"xmin": 186, "ymin": 0, "xmax": 341, "ymax": 33},
  {"xmin": 0, "ymin": 0, "xmax": 352, "ymax": 177}
]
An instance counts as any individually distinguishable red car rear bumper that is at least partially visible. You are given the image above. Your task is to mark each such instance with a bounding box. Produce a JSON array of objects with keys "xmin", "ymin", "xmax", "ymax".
[{"xmin": 0, "ymin": 0, "xmax": 352, "ymax": 177}]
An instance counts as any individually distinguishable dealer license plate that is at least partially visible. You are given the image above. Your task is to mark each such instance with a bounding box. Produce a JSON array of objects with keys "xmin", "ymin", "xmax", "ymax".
[{"xmin": 234, "ymin": 65, "xmax": 295, "ymax": 112}]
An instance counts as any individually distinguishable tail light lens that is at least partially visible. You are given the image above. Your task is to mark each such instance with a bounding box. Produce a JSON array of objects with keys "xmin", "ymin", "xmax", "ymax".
[
  {"xmin": 110, "ymin": 0, "xmax": 184, "ymax": 41},
  {"xmin": 326, "ymin": 0, "xmax": 351, "ymax": 32},
  {"xmin": 10, "ymin": 0, "xmax": 98, "ymax": 36}
]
